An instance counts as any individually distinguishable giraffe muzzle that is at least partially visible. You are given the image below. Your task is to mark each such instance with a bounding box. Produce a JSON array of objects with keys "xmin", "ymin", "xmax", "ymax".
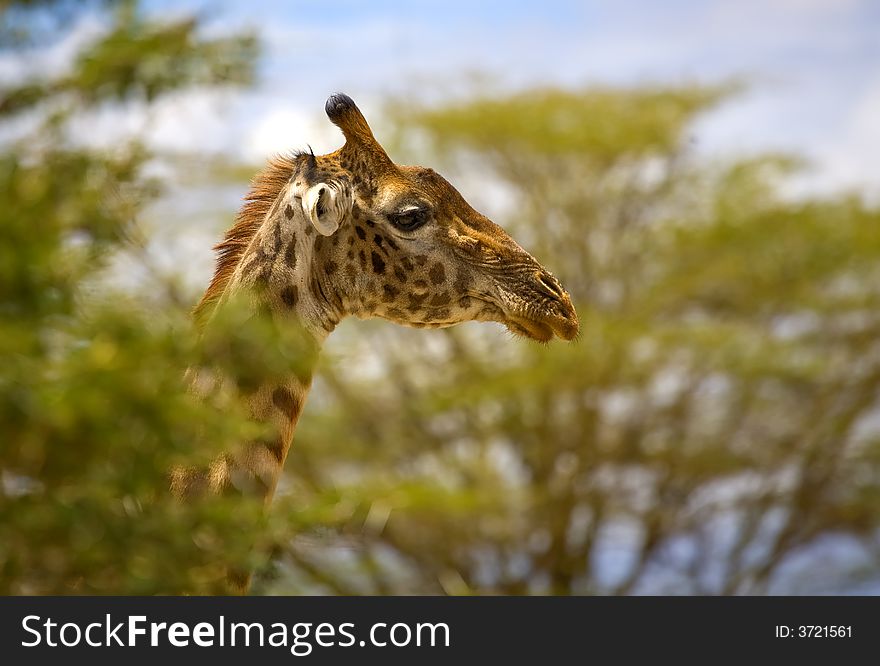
[{"xmin": 496, "ymin": 269, "xmax": 579, "ymax": 343}]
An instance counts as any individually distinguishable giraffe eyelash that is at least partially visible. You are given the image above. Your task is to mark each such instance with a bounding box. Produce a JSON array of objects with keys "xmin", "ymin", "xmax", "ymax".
[{"xmin": 387, "ymin": 206, "xmax": 430, "ymax": 232}]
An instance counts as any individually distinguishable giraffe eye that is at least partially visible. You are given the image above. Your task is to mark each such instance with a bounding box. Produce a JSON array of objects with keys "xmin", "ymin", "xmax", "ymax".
[{"xmin": 387, "ymin": 207, "xmax": 429, "ymax": 232}]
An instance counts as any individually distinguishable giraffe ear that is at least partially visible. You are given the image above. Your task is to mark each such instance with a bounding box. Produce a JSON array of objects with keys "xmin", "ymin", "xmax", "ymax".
[{"xmin": 302, "ymin": 181, "xmax": 350, "ymax": 236}]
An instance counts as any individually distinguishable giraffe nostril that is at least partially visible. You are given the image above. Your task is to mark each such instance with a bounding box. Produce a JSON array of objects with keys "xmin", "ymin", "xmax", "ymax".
[{"xmin": 536, "ymin": 272, "xmax": 564, "ymax": 299}]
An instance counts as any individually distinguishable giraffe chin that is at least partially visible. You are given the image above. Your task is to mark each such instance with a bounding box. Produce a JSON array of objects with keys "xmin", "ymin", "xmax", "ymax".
[{"xmin": 504, "ymin": 313, "xmax": 578, "ymax": 343}]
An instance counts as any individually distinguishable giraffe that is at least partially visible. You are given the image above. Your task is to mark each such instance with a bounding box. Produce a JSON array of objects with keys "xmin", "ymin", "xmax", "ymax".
[{"xmin": 171, "ymin": 93, "xmax": 578, "ymax": 588}]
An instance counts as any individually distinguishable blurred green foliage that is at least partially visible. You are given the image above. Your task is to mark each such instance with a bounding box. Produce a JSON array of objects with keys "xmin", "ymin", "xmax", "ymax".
[
  {"xmin": 1, "ymin": 0, "xmax": 257, "ymax": 115},
  {"xmin": 2, "ymin": 1, "xmax": 878, "ymax": 596},
  {"xmin": 0, "ymin": 0, "xmax": 273, "ymax": 594}
]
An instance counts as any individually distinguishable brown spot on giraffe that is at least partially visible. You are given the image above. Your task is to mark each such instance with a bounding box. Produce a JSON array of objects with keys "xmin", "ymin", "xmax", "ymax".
[
  {"xmin": 429, "ymin": 292, "xmax": 451, "ymax": 306},
  {"xmin": 272, "ymin": 386, "xmax": 297, "ymax": 416},
  {"xmin": 259, "ymin": 436, "xmax": 285, "ymax": 464},
  {"xmin": 284, "ymin": 234, "xmax": 298, "ymax": 266},
  {"xmin": 429, "ymin": 263, "xmax": 446, "ymax": 285},
  {"xmin": 280, "ymin": 285, "xmax": 298, "ymax": 308}
]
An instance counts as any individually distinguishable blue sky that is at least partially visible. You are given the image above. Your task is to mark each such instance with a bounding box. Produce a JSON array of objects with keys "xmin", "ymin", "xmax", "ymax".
[
  {"xmin": 3, "ymin": 0, "xmax": 876, "ymax": 197},
  {"xmin": 135, "ymin": 0, "xmax": 880, "ymax": 198}
]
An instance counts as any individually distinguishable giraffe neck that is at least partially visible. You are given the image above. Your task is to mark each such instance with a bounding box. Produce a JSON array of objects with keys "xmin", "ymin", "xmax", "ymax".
[
  {"xmin": 222, "ymin": 185, "xmax": 334, "ymax": 501},
  {"xmin": 225, "ymin": 361, "xmax": 315, "ymax": 503},
  {"xmin": 174, "ymin": 185, "xmax": 341, "ymax": 503},
  {"xmin": 172, "ymin": 337, "xmax": 319, "ymax": 504}
]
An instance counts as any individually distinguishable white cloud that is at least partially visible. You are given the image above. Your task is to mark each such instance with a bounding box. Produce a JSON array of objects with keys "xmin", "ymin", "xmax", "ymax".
[
  {"xmin": 147, "ymin": 88, "xmax": 243, "ymax": 154},
  {"xmin": 812, "ymin": 75, "xmax": 880, "ymax": 198},
  {"xmin": 243, "ymin": 103, "xmax": 338, "ymax": 162}
]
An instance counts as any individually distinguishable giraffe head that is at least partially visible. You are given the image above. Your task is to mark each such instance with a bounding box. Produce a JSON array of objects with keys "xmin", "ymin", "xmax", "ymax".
[
  {"xmin": 201, "ymin": 94, "xmax": 578, "ymax": 343},
  {"xmin": 286, "ymin": 93, "xmax": 579, "ymax": 342}
]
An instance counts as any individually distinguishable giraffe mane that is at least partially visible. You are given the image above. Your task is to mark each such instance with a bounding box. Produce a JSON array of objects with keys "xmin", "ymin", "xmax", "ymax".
[{"xmin": 193, "ymin": 152, "xmax": 300, "ymax": 325}]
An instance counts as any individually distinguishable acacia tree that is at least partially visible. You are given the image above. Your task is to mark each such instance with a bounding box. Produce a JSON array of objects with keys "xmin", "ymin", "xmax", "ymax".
[{"xmin": 0, "ymin": 0, "xmax": 279, "ymax": 594}]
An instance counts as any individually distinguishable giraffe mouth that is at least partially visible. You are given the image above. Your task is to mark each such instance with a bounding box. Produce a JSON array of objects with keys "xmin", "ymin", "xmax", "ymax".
[
  {"xmin": 467, "ymin": 290, "xmax": 578, "ymax": 342},
  {"xmin": 504, "ymin": 311, "xmax": 578, "ymax": 343}
]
